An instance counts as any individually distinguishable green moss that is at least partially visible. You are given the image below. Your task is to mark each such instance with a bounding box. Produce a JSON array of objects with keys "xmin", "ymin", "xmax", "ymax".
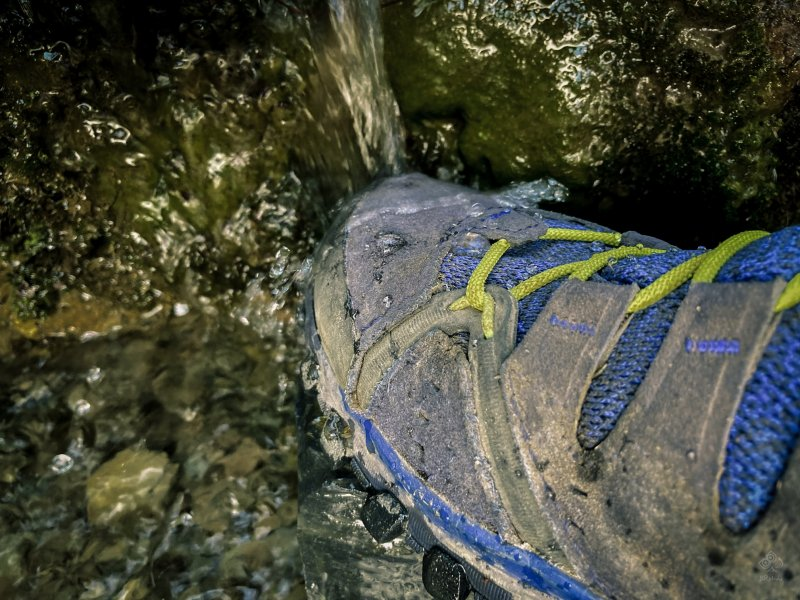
[
  {"xmin": 385, "ymin": 1, "xmax": 593, "ymax": 184},
  {"xmin": 0, "ymin": 0, "xmax": 321, "ymax": 321},
  {"xmin": 385, "ymin": 0, "xmax": 800, "ymax": 243}
]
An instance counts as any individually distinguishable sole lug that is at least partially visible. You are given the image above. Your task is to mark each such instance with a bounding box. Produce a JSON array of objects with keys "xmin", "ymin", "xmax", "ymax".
[
  {"xmin": 360, "ymin": 491, "xmax": 408, "ymax": 543},
  {"xmin": 423, "ymin": 546, "xmax": 472, "ymax": 600}
]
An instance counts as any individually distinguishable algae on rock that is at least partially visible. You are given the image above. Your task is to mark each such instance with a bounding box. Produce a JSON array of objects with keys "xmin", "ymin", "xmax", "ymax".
[
  {"xmin": 384, "ymin": 0, "xmax": 800, "ymax": 243},
  {"xmin": 0, "ymin": 0, "xmax": 397, "ymax": 343},
  {"xmin": 1, "ymin": 1, "xmax": 313, "ymax": 335},
  {"xmin": 86, "ymin": 448, "xmax": 178, "ymax": 527}
]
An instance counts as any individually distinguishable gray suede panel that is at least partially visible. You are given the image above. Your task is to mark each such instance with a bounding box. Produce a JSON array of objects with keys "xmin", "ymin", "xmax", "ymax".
[
  {"xmin": 344, "ymin": 174, "xmax": 484, "ymax": 349},
  {"xmin": 502, "ymin": 280, "xmax": 798, "ymax": 598},
  {"xmin": 503, "ymin": 280, "xmax": 638, "ymax": 448},
  {"xmin": 456, "ymin": 207, "xmax": 546, "ymax": 244},
  {"xmin": 620, "ymin": 230, "xmax": 676, "ymax": 250},
  {"xmin": 313, "ymin": 225, "xmax": 355, "ymax": 387},
  {"xmin": 501, "ymin": 280, "xmax": 637, "ymax": 585},
  {"xmin": 367, "ymin": 329, "xmax": 502, "ymax": 532},
  {"xmin": 343, "ymin": 174, "xmax": 546, "ymax": 349},
  {"xmin": 617, "ymin": 282, "xmax": 785, "ymax": 498}
]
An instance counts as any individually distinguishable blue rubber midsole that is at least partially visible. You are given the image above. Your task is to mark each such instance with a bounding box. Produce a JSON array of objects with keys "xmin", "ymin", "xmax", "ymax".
[
  {"xmin": 339, "ymin": 388, "xmax": 599, "ymax": 600},
  {"xmin": 307, "ymin": 276, "xmax": 597, "ymax": 598}
]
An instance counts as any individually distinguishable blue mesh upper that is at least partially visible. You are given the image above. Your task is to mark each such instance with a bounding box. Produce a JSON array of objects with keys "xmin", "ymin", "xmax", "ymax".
[
  {"xmin": 439, "ymin": 217, "xmax": 800, "ymax": 533},
  {"xmin": 715, "ymin": 227, "xmax": 800, "ymax": 283},
  {"xmin": 577, "ymin": 287, "xmax": 686, "ymax": 449},
  {"xmin": 719, "ymin": 304, "xmax": 800, "ymax": 532}
]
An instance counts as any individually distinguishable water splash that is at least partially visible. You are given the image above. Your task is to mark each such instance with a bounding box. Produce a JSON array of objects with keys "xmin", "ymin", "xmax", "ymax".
[
  {"xmin": 314, "ymin": 0, "xmax": 404, "ymax": 178},
  {"xmin": 0, "ymin": 2, "xmax": 410, "ymax": 597}
]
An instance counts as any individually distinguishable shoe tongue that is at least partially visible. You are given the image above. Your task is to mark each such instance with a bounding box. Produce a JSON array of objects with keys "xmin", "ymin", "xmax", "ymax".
[{"xmin": 455, "ymin": 207, "xmax": 547, "ymax": 245}]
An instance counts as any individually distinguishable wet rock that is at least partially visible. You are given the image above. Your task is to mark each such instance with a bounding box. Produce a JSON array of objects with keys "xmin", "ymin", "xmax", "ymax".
[
  {"xmin": 257, "ymin": 498, "xmax": 298, "ymax": 537},
  {"xmin": 0, "ymin": 535, "xmax": 26, "ymax": 596},
  {"xmin": 298, "ymin": 478, "xmax": 428, "ymax": 599},
  {"xmin": 152, "ymin": 362, "xmax": 210, "ymax": 416},
  {"xmin": 116, "ymin": 578, "xmax": 150, "ymax": 600},
  {"xmin": 297, "ymin": 386, "xmax": 429, "ymax": 599},
  {"xmin": 218, "ymin": 437, "xmax": 268, "ymax": 478},
  {"xmin": 0, "ymin": 452, "xmax": 27, "ymax": 485},
  {"xmin": 86, "ymin": 448, "xmax": 178, "ymax": 527},
  {"xmin": 191, "ymin": 480, "xmax": 237, "ymax": 534},
  {"xmin": 384, "ymin": 1, "xmax": 800, "ymax": 243},
  {"xmin": 91, "ymin": 538, "xmax": 131, "ymax": 564},
  {"xmin": 220, "ymin": 537, "xmax": 277, "ymax": 582},
  {"xmin": 0, "ymin": 0, "xmax": 397, "ymax": 345},
  {"xmin": 1, "ymin": 301, "xmax": 303, "ymax": 596}
]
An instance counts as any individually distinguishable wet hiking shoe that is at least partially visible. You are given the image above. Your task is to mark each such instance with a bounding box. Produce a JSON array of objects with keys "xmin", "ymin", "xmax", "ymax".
[{"xmin": 305, "ymin": 174, "xmax": 800, "ymax": 599}]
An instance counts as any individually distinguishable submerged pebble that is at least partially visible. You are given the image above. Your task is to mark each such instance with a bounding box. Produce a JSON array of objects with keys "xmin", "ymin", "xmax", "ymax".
[{"xmin": 86, "ymin": 448, "xmax": 178, "ymax": 527}]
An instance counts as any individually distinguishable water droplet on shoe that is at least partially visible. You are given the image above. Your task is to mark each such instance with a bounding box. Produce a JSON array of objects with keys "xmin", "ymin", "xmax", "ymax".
[
  {"xmin": 375, "ymin": 232, "xmax": 406, "ymax": 256},
  {"xmin": 686, "ymin": 449, "xmax": 697, "ymax": 462},
  {"xmin": 453, "ymin": 232, "xmax": 490, "ymax": 256},
  {"xmin": 382, "ymin": 295, "xmax": 392, "ymax": 308},
  {"xmin": 468, "ymin": 202, "xmax": 484, "ymax": 217},
  {"xmin": 590, "ymin": 241, "xmax": 605, "ymax": 252}
]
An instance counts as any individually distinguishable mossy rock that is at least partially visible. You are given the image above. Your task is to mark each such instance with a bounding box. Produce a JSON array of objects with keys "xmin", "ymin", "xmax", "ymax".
[
  {"xmin": 86, "ymin": 448, "xmax": 178, "ymax": 528},
  {"xmin": 0, "ymin": 1, "xmax": 375, "ymax": 337},
  {"xmin": 384, "ymin": 0, "xmax": 800, "ymax": 244}
]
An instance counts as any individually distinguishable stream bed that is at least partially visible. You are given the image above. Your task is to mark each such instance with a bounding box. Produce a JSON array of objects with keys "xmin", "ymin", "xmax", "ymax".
[{"xmin": 1, "ymin": 1, "xmax": 401, "ymax": 598}]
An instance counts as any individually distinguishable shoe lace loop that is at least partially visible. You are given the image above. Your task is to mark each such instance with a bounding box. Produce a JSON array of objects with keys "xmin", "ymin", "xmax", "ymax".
[
  {"xmin": 449, "ymin": 227, "xmax": 798, "ymax": 339},
  {"xmin": 775, "ymin": 272, "xmax": 800, "ymax": 313},
  {"xmin": 449, "ymin": 239, "xmax": 510, "ymax": 339}
]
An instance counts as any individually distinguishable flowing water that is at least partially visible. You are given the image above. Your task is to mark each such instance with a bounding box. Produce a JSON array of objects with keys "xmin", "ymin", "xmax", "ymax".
[{"xmin": 0, "ymin": 1, "xmax": 404, "ymax": 598}]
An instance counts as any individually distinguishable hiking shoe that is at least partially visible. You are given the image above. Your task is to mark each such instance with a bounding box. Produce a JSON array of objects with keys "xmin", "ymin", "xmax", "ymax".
[{"xmin": 305, "ymin": 173, "xmax": 800, "ymax": 599}]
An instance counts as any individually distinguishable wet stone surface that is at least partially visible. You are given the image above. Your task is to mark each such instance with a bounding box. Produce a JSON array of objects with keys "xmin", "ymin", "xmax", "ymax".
[
  {"xmin": 0, "ymin": 313, "xmax": 305, "ymax": 598},
  {"xmin": 2, "ymin": 2, "xmax": 310, "ymax": 326},
  {"xmin": 0, "ymin": 1, "xmax": 402, "ymax": 596},
  {"xmin": 0, "ymin": 0, "xmax": 400, "ymax": 339},
  {"xmin": 0, "ymin": 3, "xmax": 334, "ymax": 595},
  {"xmin": 86, "ymin": 448, "xmax": 178, "ymax": 528},
  {"xmin": 384, "ymin": 0, "xmax": 800, "ymax": 245},
  {"xmin": 297, "ymin": 396, "xmax": 429, "ymax": 600}
]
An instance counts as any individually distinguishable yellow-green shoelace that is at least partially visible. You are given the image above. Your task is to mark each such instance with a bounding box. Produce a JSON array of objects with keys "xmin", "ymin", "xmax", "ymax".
[{"xmin": 449, "ymin": 227, "xmax": 800, "ymax": 339}]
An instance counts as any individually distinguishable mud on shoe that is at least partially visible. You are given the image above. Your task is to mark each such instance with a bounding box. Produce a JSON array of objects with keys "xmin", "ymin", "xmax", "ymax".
[{"xmin": 305, "ymin": 173, "xmax": 800, "ymax": 599}]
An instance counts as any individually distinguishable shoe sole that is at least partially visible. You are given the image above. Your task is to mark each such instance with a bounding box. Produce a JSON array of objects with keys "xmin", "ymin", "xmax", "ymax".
[{"xmin": 305, "ymin": 284, "xmax": 598, "ymax": 600}]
